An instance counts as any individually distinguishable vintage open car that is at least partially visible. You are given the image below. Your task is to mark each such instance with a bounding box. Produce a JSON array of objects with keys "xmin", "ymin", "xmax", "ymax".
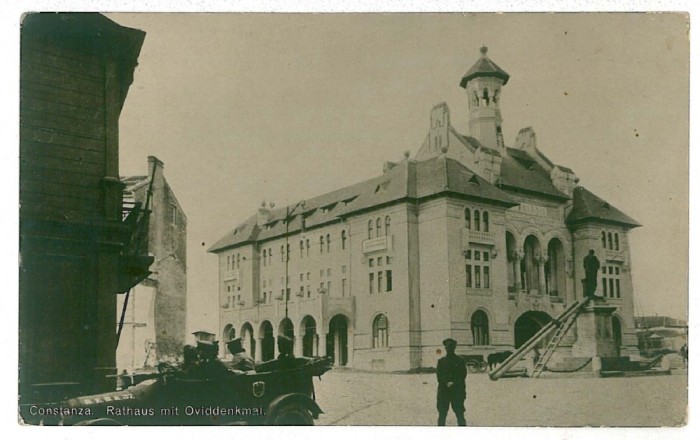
[{"xmin": 23, "ymin": 356, "xmax": 333, "ymax": 426}]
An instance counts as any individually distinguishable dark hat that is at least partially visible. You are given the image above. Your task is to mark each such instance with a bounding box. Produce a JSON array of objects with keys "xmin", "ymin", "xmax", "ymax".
[
  {"xmin": 442, "ymin": 338, "xmax": 457, "ymax": 348},
  {"xmin": 226, "ymin": 337, "xmax": 245, "ymax": 354},
  {"xmin": 192, "ymin": 330, "xmax": 217, "ymax": 343}
]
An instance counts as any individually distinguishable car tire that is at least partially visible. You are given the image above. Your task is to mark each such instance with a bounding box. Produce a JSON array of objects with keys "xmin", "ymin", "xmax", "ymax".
[{"xmin": 269, "ymin": 403, "xmax": 315, "ymax": 426}]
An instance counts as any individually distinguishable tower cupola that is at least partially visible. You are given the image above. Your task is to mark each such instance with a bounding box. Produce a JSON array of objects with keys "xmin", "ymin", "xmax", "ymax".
[{"xmin": 460, "ymin": 46, "xmax": 509, "ymax": 151}]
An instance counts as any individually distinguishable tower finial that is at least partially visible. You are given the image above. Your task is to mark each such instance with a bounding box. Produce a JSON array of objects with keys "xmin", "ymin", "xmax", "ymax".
[{"xmin": 480, "ymin": 45, "xmax": 488, "ymax": 56}]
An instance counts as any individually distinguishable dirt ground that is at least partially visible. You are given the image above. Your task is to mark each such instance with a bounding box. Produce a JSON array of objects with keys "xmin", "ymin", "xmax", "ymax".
[{"xmin": 314, "ymin": 368, "xmax": 688, "ymax": 427}]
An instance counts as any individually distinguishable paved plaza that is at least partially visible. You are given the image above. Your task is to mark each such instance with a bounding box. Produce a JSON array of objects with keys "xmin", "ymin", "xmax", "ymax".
[{"xmin": 314, "ymin": 369, "xmax": 688, "ymax": 427}]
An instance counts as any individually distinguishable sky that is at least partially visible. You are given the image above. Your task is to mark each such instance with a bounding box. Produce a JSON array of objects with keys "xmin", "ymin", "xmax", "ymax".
[{"xmin": 105, "ymin": 13, "xmax": 690, "ymax": 335}]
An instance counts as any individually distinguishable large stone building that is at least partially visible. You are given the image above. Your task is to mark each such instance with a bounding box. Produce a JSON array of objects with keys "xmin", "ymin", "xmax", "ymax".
[
  {"xmin": 209, "ymin": 47, "xmax": 641, "ymax": 371},
  {"xmin": 117, "ymin": 156, "xmax": 188, "ymax": 372},
  {"xmin": 19, "ymin": 13, "xmax": 149, "ymax": 403}
]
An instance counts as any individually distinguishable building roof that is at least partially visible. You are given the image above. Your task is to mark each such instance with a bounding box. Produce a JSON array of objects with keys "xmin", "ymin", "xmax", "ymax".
[
  {"xmin": 499, "ymin": 148, "xmax": 570, "ymax": 200},
  {"xmin": 460, "ymin": 46, "xmax": 510, "ymax": 88},
  {"xmin": 566, "ymin": 186, "xmax": 641, "ymax": 228},
  {"xmin": 208, "ymin": 156, "xmax": 518, "ymax": 253}
]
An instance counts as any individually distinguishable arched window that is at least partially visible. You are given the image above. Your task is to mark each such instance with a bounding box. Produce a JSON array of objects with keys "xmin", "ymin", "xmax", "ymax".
[
  {"xmin": 262, "ymin": 249, "xmax": 267, "ymax": 266},
  {"xmin": 472, "ymin": 91, "xmax": 479, "ymax": 107},
  {"xmin": 368, "ymin": 220, "xmax": 374, "ymax": 239},
  {"xmin": 474, "ymin": 210, "xmax": 481, "ymax": 231},
  {"xmin": 607, "ymin": 232, "xmax": 613, "ymax": 250},
  {"xmin": 385, "ymin": 216, "xmax": 391, "ymax": 237},
  {"xmin": 464, "ymin": 209, "xmax": 471, "ymax": 229},
  {"xmin": 483, "ymin": 211, "xmax": 489, "ymax": 233},
  {"xmin": 320, "ymin": 236, "xmax": 325, "ymax": 253},
  {"xmin": 471, "ymin": 310, "xmax": 489, "ymax": 346},
  {"xmin": 326, "ymin": 234, "xmax": 330, "ymax": 253},
  {"xmin": 602, "ymin": 231, "xmax": 607, "ymax": 248},
  {"xmin": 376, "ymin": 218, "xmax": 382, "ymax": 237},
  {"xmin": 493, "ymin": 88, "xmax": 500, "ymax": 105},
  {"xmin": 482, "ymin": 87, "xmax": 490, "ymax": 105},
  {"xmin": 614, "ymin": 233, "xmax": 620, "ymax": 251},
  {"xmin": 341, "ymin": 230, "xmax": 347, "ymax": 250},
  {"xmin": 372, "ymin": 314, "xmax": 389, "ymax": 348}
]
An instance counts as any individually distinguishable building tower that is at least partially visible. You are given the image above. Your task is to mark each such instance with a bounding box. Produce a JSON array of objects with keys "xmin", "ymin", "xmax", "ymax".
[{"xmin": 460, "ymin": 46, "xmax": 510, "ymax": 151}]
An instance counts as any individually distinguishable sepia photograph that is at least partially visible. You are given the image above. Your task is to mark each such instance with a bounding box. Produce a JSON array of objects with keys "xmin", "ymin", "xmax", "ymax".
[{"xmin": 13, "ymin": 5, "xmax": 690, "ymax": 433}]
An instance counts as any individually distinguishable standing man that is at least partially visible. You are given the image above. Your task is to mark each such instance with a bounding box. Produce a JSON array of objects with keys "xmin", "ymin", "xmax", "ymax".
[
  {"xmin": 436, "ymin": 338, "xmax": 467, "ymax": 426},
  {"xmin": 583, "ymin": 249, "xmax": 601, "ymax": 298}
]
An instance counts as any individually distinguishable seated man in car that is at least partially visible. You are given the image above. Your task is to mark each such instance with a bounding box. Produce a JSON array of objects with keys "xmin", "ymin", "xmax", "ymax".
[{"xmin": 225, "ymin": 338, "xmax": 256, "ymax": 372}]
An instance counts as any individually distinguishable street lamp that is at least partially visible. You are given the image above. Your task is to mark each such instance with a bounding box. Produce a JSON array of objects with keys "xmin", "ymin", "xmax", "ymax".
[{"xmin": 284, "ymin": 200, "xmax": 305, "ymax": 319}]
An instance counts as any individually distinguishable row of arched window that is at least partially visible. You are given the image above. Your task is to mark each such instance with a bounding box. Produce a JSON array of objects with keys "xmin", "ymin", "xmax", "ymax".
[
  {"xmin": 368, "ymin": 216, "xmax": 391, "ymax": 239},
  {"xmin": 465, "ymin": 208, "xmax": 489, "ymax": 232},
  {"xmin": 602, "ymin": 231, "xmax": 620, "ymax": 251},
  {"xmin": 262, "ymin": 230, "xmax": 350, "ymax": 266}
]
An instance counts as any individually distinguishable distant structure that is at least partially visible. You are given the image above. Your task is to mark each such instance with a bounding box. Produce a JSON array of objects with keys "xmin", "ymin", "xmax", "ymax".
[
  {"xmin": 118, "ymin": 156, "xmax": 188, "ymax": 370},
  {"xmin": 19, "ymin": 13, "xmax": 148, "ymax": 403},
  {"xmin": 209, "ymin": 46, "xmax": 641, "ymax": 371},
  {"xmin": 635, "ymin": 316, "xmax": 688, "ymax": 354}
]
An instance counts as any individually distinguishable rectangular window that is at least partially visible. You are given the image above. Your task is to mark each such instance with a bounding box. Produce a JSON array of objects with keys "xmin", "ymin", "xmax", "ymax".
[
  {"xmin": 299, "ymin": 274, "xmax": 303, "ymax": 282},
  {"xmin": 466, "ymin": 265, "xmax": 472, "ymax": 288},
  {"xmin": 378, "ymin": 257, "xmax": 383, "ymax": 266},
  {"xmin": 307, "ymin": 285, "xmax": 311, "ymax": 297},
  {"xmin": 378, "ymin": 271, "xmax": 384, "ymax": 293},
  {"xmin": 320, "ymin": 282, "xmax": 325, "ymax": 293},
  {"xmin": 342, "ymin": 265, "xmax": 347, "ymax": 274},
  {"xmin": 603, "ymin": 278, "xmax": 608, "ymax": 297},
  {"xmin": 475, "ymin": 266, "xmax": 481, "ymax": 288},
  {"xmin": 483, "ymin": 267, "xmax": 490, "ymax": 289},
  {"xmin": 608, "ymin": 278, "xmax": 614, "ymax": 298},
  {"xmin": 483, "ymin": 252, "xmax": 489, "ymax": 262},
  {"xmin": 474, "ymin": 251, "xmax": 481, "ymax": 261},
  {"xmin": 342, "ymin": 278, "xmax": 347, "ymax": 296},
  {"xmin": 465, "ymin": 250, "xmax": 472, "ymax": 259},
  {"xmin": 386, "ymin": 256, "xmax": 392, "ymax": 265},
  {"xmin": 306, "ymin": 239, "xmax": 310, "ymax": 256},
  {"xmin": 369, "ymin": 258, "xmax": 374, "ymax": 268},
  {"xmin": 386, "ymin": 270, "xmax": 392, "ymax": 292},
  {"xmin": 327, "ymin": 268, "xmax": 331, "ymax": 277},
  {"xmin": 307, "ymin": 272, "xmax": 311, "ymax": 281},
  {"xmin": 615, "ymin": 279, "xmax": 621, "ymax": 298},
  {"xmin": 327, "ymin": 281, "xmax": 332, "ymax": 295},
  {"xmin": 369, "ymin": 273, "xmax": 375, "ymax": 294}
]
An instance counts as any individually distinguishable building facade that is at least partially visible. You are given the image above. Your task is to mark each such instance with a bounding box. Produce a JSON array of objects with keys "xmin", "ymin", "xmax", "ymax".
[
  {"xmin": 117, "ymin": 156, "xmax": 188, "ymax": 372},
  {"xmin": 19, "ymin": 13, "xmax": 149, "ymax": 403},
  {"xmin": 209, "ymin": 47, "xmax": 641, "ymax": 371}
]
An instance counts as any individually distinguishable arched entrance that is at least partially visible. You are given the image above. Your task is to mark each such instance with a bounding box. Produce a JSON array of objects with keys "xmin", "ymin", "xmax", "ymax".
[
  {"xmin": 612, "ymin": 316, "xmax": 622, "ymax": 356},
  {"xmin": 240, "ymin": 322, "xmax": 255, "ymax": 358},
  {"xmin": 259, "ymin": 320, "xmax": 274, "ymax": 361},
  {"xmin": 514, "ymin": 311, "xmax": 552, "ymax": 349},
  {"xmin": 222, "ymin": 324, "xmax": 235, "ymax": 359},
  {"xmin": 523, "ymin": 235, "xmax": 542, "ymax": 293},
  {"xmin": 301, "ymin": 316, "xmax": 318, "ymax": 357},
  {"xmin": 279, "ymin": 318, "xmax": 295, "ymax": 354},
  {"xmin": 546, "ymin": 238, "xmax": 566, "ymax": 298},
  {"xmin": 328, "ymin": 315, "xmax": 349, "ymax": 366}
]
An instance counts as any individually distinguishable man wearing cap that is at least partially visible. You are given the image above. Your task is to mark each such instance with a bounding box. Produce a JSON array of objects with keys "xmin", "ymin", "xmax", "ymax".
[
  {"xmin": 436, "ymin": 338, "xmax": 467, "ymax": 426},
  {"xmin": 226, "ymin": 338, "xmax": 256, "ymax": 372},
  {"xmin": 276, "ymin": 335, "xmax": 296, "ymax": 370}
]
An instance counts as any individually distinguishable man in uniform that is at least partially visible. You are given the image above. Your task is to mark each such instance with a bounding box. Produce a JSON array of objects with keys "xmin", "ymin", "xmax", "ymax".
[
  {"xmin": 226, "ymin": 337, "xmax": 256, "ymax": 372},
  {"xmin": 583, "ymin": 249, "xmax": 601, "ymax": 298},
  {"xmin": 276, "ymin": 335, "xmax": 296, "ymax": 370},
  {"xmin": 436, "ymin": 338, "xmax": 467, "ymax": 426},
  {"xmin": 194, "ymin": 339, "xmax": 229, "ymax": 378}
]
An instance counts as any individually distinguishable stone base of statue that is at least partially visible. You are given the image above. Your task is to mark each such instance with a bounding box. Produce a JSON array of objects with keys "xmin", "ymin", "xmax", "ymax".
[{"xmin": 572, "ymin": 298, "xmax": 618, "ymax": 377}]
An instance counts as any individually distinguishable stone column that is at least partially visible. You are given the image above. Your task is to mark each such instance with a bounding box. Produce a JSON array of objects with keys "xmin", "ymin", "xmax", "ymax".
[
  {"xmin": 318, "ymin": 333, "xmax": 327, "ymax": 357},
  {"xmin": 312, "ymin": 334, "xmax": 319, "ymax": 357},
  {"xmin": 255, "ymin": 337, "xmax": 263, "ymax": 362},
  {"xmin": 294, "ymin": 334, "xmax": 304, "ymax": 358},
  {"xmin": 514, "ymin": 252, "xmax": 523, "ymax": 291},
  {"xmin": 334, "ymin": 331, "xmax": 341, "ymax": 366},
  {"xmin": 538, "ymin": 256, "xmax": 547, "ymax": 295}
]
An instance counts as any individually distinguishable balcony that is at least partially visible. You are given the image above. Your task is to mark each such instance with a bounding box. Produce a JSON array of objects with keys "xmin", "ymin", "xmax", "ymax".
[
  {"xmin": 462, "ymin": 229, "xmax": 495, "ymax": 248},
  {"xmin": 362, "ymin": 235, "xmax": 392, "ymax": 254},
  {"xmin": 223, "ymin": 269, "xmax": 239, "ymax": 282}
]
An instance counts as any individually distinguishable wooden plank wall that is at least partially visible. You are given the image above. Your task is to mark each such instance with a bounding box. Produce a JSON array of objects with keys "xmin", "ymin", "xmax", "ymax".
[{"xmin": 20, "ymin": 39, "xmax": 107, "ymax": 225}]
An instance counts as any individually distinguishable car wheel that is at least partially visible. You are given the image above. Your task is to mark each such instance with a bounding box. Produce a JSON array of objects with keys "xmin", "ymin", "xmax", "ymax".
[{"xmin": 270, "ymin": 404, "xmax": 315, "ymax": 426}]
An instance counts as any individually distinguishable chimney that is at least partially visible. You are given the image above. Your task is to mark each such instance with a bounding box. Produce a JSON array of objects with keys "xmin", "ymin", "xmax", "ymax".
[{"xmin": 257, "ymin": 201, "xmax": 271, "ymax": 226}]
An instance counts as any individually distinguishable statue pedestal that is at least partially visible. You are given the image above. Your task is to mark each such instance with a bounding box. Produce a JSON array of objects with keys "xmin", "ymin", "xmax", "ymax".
[{"xmin": 572, "ymin": 299, "xmax": 618, "ymax": 376}]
